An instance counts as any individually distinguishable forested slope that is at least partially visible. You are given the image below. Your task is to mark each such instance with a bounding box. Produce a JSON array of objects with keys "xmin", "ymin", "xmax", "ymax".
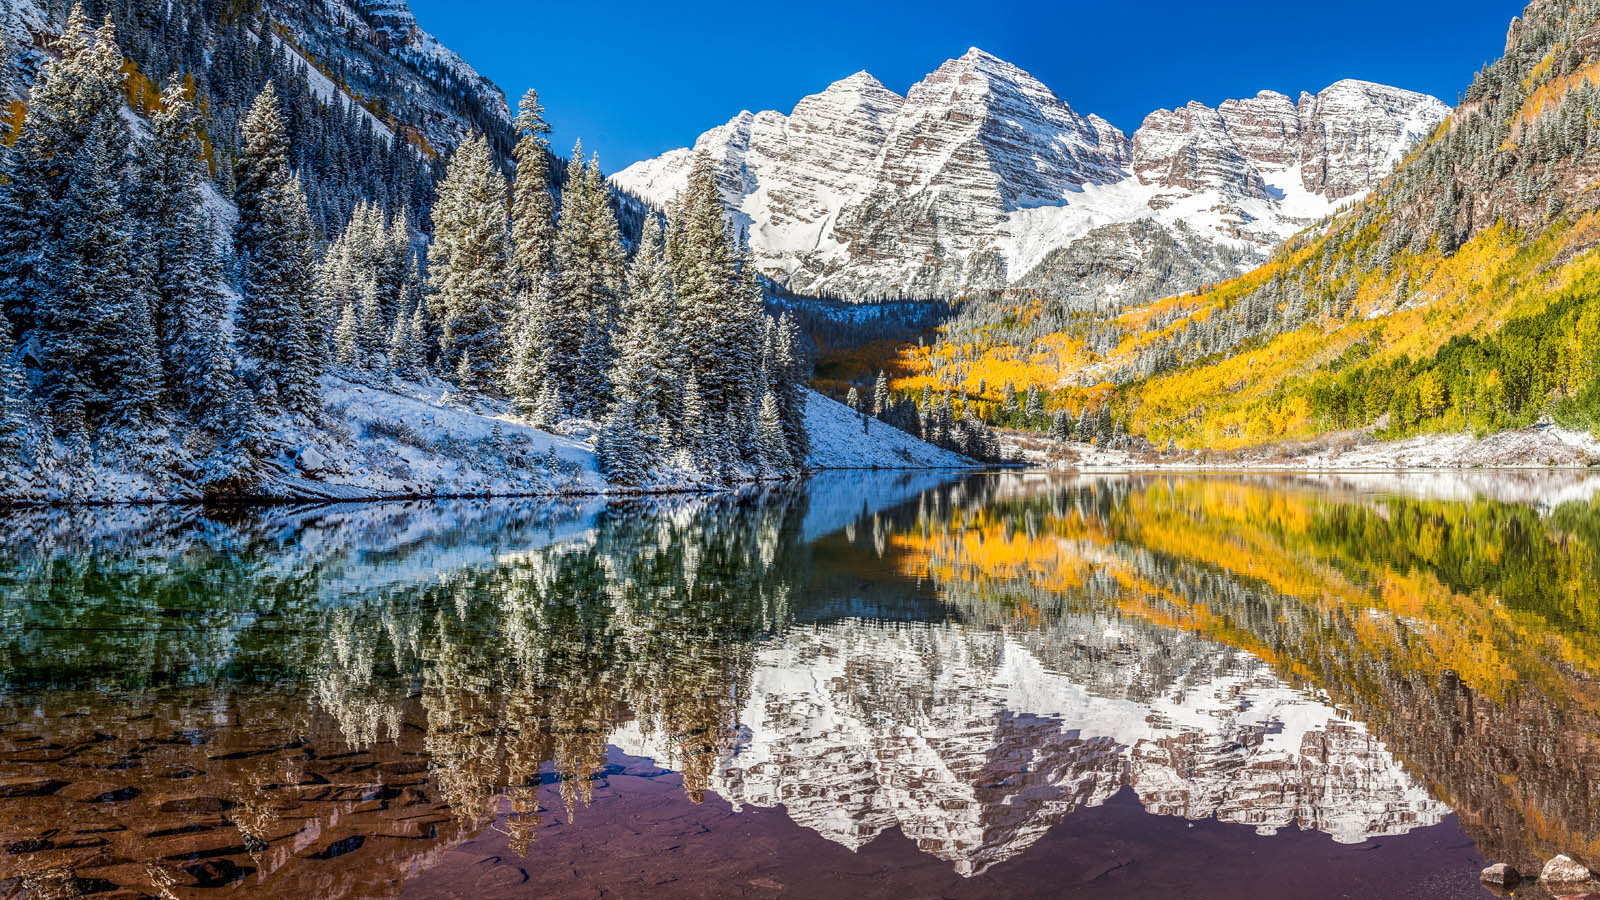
[{"xmin": 891, "ymin": 0, "xmax": 1600, "ymax": 454}]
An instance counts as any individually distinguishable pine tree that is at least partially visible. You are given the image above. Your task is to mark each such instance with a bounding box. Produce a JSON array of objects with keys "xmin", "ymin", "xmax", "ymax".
[
  {"xmin": 846, "ymin": 386, "xmax": 860, "ymax": 411},
  {"xmin": 597, "ymin": 397, "xmax": 648, "ymax": 487},
  {"xmin": 873, "ymin": 370, "xmax": 890, "ymax": 418},
  {"xmin": 1050, "ymin": 408, "xmax": 1074, "ymax": 442},
  {"xmin": 1024, "ymin": 385, "xmax": 1044, "ymax": 423},
  {"xmin": 774, "ymin": 312, "xmax": 809, "ymax": 467},
  {"xmin": 507, "ymin": 89, "xmax": 556, "ymax": 409},
  {"xmin": 0, "ymin": 4, "xmax": 100, "ymax": 340},
  {"xmin": 552, "ymin": 147, "xmax": 625, "ymax": 418},
  {"xmin": 198, "ymin": 381, "xmax": 265, "ymax": 498},
  {"xmin": 0, "ymin": 309, "xmax": 31, "ymax": 460},
  {"xmin": 235, "ymin": 82, "xmax": 319, "ymax": 413},
  {"xmin": 666, "ymin": 151, "xmax": 759, "ymax": 466},
  {"xmin": 335, "ymin": 301, "xmax": 361, "ymax": 367},
  {"xmin": 429, "ymin": 132, "xmax": 510, "ymax": 391},
  {"xmin": 756, "ymin": 389, "xmax": 790, "ymax": 477},
  {"xmin": 132, "ymin": 75, "xmax": 228, "ymax": 411},
  {"xmin": 608, "ymin": 217, "xmax": 677, "ymax": 452}
]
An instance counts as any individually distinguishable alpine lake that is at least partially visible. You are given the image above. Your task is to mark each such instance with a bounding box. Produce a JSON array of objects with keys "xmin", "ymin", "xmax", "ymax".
[{"xmin": 2, "ymin": 469, "xmax": 1598, "ymax": 899}]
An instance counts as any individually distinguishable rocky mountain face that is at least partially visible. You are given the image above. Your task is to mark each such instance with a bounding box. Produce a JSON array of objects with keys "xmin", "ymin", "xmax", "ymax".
[{"xmin": 613, "ymin": 50, "xmax": 1448, "ymax": 302}]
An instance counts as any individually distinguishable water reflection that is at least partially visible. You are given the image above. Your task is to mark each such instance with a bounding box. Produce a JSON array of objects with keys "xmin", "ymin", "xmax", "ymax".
[{"xmin": 0, "ymin": 472, "xmax": 1597, "ymax": 896}]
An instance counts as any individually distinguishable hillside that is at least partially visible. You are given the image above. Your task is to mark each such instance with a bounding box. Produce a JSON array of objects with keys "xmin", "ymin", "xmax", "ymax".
[
  {"xmin": 886, "ymin": 0, "xmax": 1600, "ymax": 456},
  {"xmin": 0, "ymin": 1, "xmax": 972, "ymax": 506}
]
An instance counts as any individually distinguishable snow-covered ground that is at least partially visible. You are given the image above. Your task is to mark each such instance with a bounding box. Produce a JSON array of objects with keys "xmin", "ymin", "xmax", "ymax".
[
  {"xmin": 1, "ymin": 383, "xmax": 974, "ymax": 505},
  {"xmin": 804, "ymin": 391, "xmax": 973, "ymax": 470},
  {"xmin": 1011, "ymin": 423, "xmax": 1600, "ymax": 474}
]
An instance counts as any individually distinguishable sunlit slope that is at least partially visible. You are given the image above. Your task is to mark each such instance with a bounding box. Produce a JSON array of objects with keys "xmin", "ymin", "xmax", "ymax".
[{"xmin": 900, "ymin": 0, "xmax": 1600, "ymax": 450}]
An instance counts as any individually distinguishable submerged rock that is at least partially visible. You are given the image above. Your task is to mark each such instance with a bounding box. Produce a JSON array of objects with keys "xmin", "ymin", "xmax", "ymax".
[
  {"xmin": 1479, "ymin": 862, "xmax": 1516, "ymax": 883},
  {"xmin": 1542, "ymin": 855, "xmax": 1594, "ymax": 884}
]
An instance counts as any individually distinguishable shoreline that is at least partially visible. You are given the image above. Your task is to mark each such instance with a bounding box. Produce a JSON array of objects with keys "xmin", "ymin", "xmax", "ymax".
[{"xmin": 0, "ymin": 464, "xmax": 985, "ymax": 511}]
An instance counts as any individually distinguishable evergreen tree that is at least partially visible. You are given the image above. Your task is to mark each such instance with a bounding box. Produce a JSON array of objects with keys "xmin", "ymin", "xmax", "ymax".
[
  {"xmin": 198, "ymin": 381, "xmax": 265, "ymax": 497},
  {"xmin": 235, "ymin": 82, "xmax": 319, "ymax": 413},
  {"xmin": 1050, "ymin": 408, "xmax": 1074, "ymax": 442},
  {"xmin": 552, "ymin": 146, "xmax": 625, "ymax": 418},
  {"xmin": 608, "ymin": 217, "xmax": 677, "ymax": 452},
  {"xmin": 666, "ymin": 151, "xmax": 762, "ymax": 465},
  {"xmin": 873, "ymin": 370, "xmax": 890, "ymax": 418},
  {"xmin": 429, "ymin": 132, "xmax": 510, "ymax": 391},
  {"xmin": 132, "ymin": 75, "xmax": 228, "ymax": 410},
  {"xmin": 756, "ymin": 389, "xmax": 790, "ymax": 476},
  {"xmin": 0, "ymin": 309, "xmax": 31, "ymax": 460},
  {"xmin": 774, "ymin": 312, "xmax": 810, "ymax": 467},
  {"xmin": 1024, "ymin": 384, "xmax": 1044, "ymax": 423},
  {"xmin": 597, "ymin": 398, "xmax": 648, "ymax": 487},
  {"xmin": 507, "ymin": 89, "xmax": 556, "ymax": 409}
]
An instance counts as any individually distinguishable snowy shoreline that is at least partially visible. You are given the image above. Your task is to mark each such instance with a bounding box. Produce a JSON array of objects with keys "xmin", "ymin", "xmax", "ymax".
[
  {"xmin": 1006, "ymin": 422, "xmax": 1600, "ymax": 474},
  {"xmin": 0, "ymin": 382, "xmax": 979, "ymax": 508}
]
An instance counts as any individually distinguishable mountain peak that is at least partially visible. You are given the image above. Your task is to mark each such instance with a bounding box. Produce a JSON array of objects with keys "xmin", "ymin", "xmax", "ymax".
[{"xmin": 823, "ymin": 70, "xmax": 897, "ymax": 97}]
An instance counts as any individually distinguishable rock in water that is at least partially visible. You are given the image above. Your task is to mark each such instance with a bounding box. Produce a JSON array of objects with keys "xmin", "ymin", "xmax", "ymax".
[
  {"xmin": 1542, "ymin": 855, "xmax": 1595, "ymax": 883},
  {"xmin": 1481, "ymin": 863, "xmax": 1520, "ymax": 885}
]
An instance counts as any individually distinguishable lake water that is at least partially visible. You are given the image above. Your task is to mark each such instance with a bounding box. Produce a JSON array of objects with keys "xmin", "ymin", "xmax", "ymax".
[{"xmin": 1, "ymin": 470, "xmax": 1598, "ymax": 899}]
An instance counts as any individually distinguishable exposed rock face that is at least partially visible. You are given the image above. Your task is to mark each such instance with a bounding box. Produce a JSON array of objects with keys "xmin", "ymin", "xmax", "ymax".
[
  {"xmin": 1014, "ymin": 219, "xmax": 1256, "ymax": 312},
  {"xmin": 1298, "ymin": 80, "xmax": 1445, "ymax": 198},
  {"xmin": 1133, "ymin": 102, "xmax": 1273, "ymax": 204},
  {"xmin": 614, "ymin": 53, "xmax": 1449, "ymax": 301}
]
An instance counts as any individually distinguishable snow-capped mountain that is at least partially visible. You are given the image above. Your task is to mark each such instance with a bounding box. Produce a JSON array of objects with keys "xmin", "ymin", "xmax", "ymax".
[
  {"xmin": 612, "ymin": 49, "xmax": 1449, "ymax": 301},
  {"xmin": 613, "ymin": 616, "xmax": 1447, "ymax": 876}
]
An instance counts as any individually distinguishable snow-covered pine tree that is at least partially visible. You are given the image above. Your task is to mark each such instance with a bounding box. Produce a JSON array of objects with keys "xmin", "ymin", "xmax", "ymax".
[
  {"xmin": 335, "ymin": 301, "xmax": 361, "ymax": 367},
  {"xmin": 597, "ymin": 397, "xmax": 648, "ymax": 487},
  {"xmin": 756, "ymin": 389, "xmax": 790, "ymax": 477},
  {"xmin": 198, "ymin": 380, "xmax": 266, "ymax": 498},
  {"xmin": 0, "ymin": 309, "xmax": 31, "ymax": 459},
  {"xmin": 132, "ymin": 75, "xmax": 229, "ymax": 412},
  {"xmin": 1050, "ymin": 408, "xmax": 1074, "ymax": 442},
  {"xmin": 506, "ymin": 89, "xmax": 557, "ymax": 412},
  {"xmin": 774, "ymin": 312, "xmax": 809, "ymax": 467},
  {"xmin": 665, "ymin": 151, "xmax": 775, "ymax": 470},
  {"xmin": 0, "ymin": 4, "xmax": 98, "ymax": 342},
  {"xmin": 429, "ymin": 132, "xmax": 511, "ymax": 392},
  {"xmin": 872, "ymin": 370, "xmax": 890, "ymax": 418},
  {"xmin": 552, "ymin": 148, "xmax": 625, "ymax": 419},
  {"xmin": 846, "ymin": 386, "xmax": 860, "ymax": 411},
  {"xmin": 235, "ymin": 82, "xmax": 319, "ymax": 413},
  {"xmin": 608, "ymin": 216, "xmax": 677, "ymax": 453},
  {"xmin": 56, "ymin": 17, "xmax": 160, "ymax": 434},
  {"xmin": 1024, "ymin": 384, "xmax": 1044, "ymax": 422},
  {"xmin": 0, "ymin": 8, "xmax": 157, "ymax": 435}
]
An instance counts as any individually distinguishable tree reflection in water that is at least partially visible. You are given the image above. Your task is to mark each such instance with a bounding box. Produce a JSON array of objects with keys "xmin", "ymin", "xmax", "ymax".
[{"xmin": 0, "ymin": 473, "xmax": 1595, "ymax": 896}]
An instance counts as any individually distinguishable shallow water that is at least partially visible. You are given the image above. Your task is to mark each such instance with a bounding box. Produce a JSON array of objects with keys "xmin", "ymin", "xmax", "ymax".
[{"xmin": 1, "ymin": 470, "xmax": 1597, "ymax": 898}]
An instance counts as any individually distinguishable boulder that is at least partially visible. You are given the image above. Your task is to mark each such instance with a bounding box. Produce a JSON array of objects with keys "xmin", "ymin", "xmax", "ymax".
[
  {"xmin": 1481, "ymin": 863, "xmax": 1520, "ymax": 885},
  {"xmin": 297, "ymin": 445, "xmax": 329, "ymax": 475},
  {"xmin": 1543, "ymin": 855, "xmax": 1595, "ymax": 884}
]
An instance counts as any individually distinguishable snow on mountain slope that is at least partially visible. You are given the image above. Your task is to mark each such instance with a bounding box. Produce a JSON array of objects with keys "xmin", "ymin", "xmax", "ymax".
[
  {"xmin": 614, "ymin": 51, "xmax": 1449, "ymax": 301},
  {"xmin": 804, "ymin": 390, "xmax": 974, "ymax": 469}
]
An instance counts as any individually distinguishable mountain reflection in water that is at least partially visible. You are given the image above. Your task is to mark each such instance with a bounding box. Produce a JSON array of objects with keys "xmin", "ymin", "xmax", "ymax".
[{"xmin": 0, "ymin": 471, "xmax": 1597, "ymax": 898}]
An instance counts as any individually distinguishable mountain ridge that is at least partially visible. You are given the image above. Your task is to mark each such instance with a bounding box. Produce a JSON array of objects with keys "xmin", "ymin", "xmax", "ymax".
[{"xmin": 613, "ymin": 50, "xmax": 1449, "ymax": 302}]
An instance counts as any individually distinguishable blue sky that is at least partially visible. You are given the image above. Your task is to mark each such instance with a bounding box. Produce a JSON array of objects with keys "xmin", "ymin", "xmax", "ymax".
[{"xmin": 408, "ymin": 0, "xmax": 1523, "ymax": 171}]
